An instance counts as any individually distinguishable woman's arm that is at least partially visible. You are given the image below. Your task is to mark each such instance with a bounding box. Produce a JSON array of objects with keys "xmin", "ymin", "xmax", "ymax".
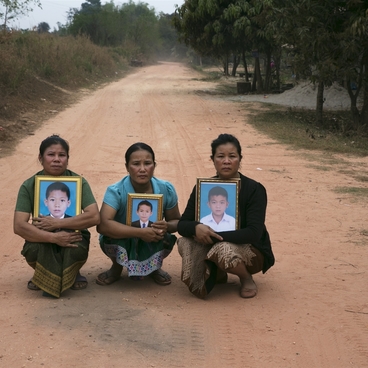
[
  {"xmin": 14, "ymin": 211, "xmax": 82, "ymax": 247},
  {"xmin": 97, "ymin": 203, "xmax": 163, "ymax": 243},
  {"xmin": 33, "ymin": 203, "xmax": 100, "ymax": 232},
  {"xmin": 165, "ymin": 204, "xmax": 181, "ymax": 233}
]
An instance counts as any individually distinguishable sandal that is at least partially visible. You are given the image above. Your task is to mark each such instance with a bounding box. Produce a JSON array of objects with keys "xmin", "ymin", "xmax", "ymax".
[
  {"xmin": 149, "ymin": 269, "xmax": 171, "ymax": 286},
  {"xmin": 70, "ymin": 273, "xmax": 88, "ymax": 290},
  {"xmin": 96, "ymin": 271, "xmax": 120, "ymax": 286},
  {"xmin": 27, "ymin": 279, "xmax": 40, "ymax": 291}
]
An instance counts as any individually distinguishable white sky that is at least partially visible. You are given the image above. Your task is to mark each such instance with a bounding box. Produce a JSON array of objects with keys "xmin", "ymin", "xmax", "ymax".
[{"xmin": 5, "ymin": 0, "xmax": 183, "ymax": 30}]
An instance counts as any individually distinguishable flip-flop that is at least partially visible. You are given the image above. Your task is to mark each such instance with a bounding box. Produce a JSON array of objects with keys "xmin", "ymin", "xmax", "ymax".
[
  {"xmin": 27, "ymin": 279, "xmax": 40, "ymax": 291},
  {"xmin": 70, "ymin": 274, "xmax": 88, "ymax": 290},
  {"xmin": 96, "ymin": 271, "xmax": 120, "ymax": 286},
  {"xmin": 149, "ymin": 269, "xmax": 171, "ymax": 286}
]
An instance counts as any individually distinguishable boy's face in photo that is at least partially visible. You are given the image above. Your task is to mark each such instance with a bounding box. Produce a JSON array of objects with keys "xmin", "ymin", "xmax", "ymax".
[
  {"xmin": 208, "ymin": 195, "xmax": 228, "ymax": 217},
  {"xmin": 44, "ymin": 189, "xmax": 70, "ymax": 218},
  {"xmin": 136, "ymin": 204, "xmax": 152, "ymax": 223}
]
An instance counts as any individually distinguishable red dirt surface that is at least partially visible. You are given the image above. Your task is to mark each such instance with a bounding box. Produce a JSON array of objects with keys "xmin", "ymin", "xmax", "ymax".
[{"xmin": 1, "ymin": 62, "xmax": 367, "ymax": 367}]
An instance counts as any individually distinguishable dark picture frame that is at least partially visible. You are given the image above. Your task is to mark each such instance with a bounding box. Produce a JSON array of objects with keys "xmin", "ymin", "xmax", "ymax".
[
  {"xmin": 34, "ymin": 176, "xmax": 82, "ymax": 219},
  {"xmin": 126, "ymin": 193, "xmax": 163, "ymax": 227},
  {"xmin": 196, "ymin": 178, "xmax": 240, "ymax": 230}
]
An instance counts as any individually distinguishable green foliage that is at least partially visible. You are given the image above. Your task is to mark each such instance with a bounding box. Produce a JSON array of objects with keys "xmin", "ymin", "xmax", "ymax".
[
  {"xmin": 37, "ymin": 22, "xmax": 50, "ymax": 33},
  {"xmin": 66, "ymin": 0, "xmax": 167, "ymax": 62},
  {"xmin": 174, "ymin": 0, "xmax": 368, "ymax": 127}
]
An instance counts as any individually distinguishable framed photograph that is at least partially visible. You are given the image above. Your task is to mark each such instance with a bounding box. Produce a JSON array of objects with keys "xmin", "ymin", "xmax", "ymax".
[
  {"xmin": 34, "ymin": 176, "xmax": 82, "ymax": 219},
  {"xmin": 196, "ymin": 178, "xmax": 240, "ymax": 231},
  {"xmin": 126, "ymin": 193, "xmax": 163, "ymax": 227}
]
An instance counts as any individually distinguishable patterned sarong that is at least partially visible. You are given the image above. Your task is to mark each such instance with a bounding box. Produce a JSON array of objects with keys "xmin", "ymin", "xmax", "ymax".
[
  {"xmin": 21, "ymin": 236, "xmax": 89, "ymax": 298},
  {"xmin": 177, "ymin": 238, "xmax": 255, "ymax": 298},
  {"xmin": 101, "ymin": 233, "xmax": 176, "ymax": 277}
]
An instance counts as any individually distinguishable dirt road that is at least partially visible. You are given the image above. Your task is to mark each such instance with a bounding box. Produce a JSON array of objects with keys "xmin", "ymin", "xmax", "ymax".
[{"xmin": 1, "ymin": 62, "xmax": 367, "ymax": 367}]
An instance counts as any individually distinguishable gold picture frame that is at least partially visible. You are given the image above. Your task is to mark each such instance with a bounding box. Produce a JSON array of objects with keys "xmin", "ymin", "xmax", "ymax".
[
  {"xmin": 34, "ymin": 176, "xmax": 82, "ymax": 219},
  {"xmin": 196, "ymin": 178, "xmax": 240, "ymax": 231},
  {"xmin": 126, "ymin": 193, "xmax": 163, "ymax": 227}
]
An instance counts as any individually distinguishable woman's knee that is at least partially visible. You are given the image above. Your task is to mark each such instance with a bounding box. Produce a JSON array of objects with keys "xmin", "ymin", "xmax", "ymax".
[
  {"xmin": 246, "ymin": 246, "xmax": 264, "ymax": 275},
  {"xmin": 21, "ymin": 242, "xmax": 41, "ymax": 263}
]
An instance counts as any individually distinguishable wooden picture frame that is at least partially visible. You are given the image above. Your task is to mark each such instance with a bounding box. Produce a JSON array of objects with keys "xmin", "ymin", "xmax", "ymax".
[
  {"xmin": 34, "ymin": 176, "xmax": 82, "ymax": 219},
  {"xmin": 196, "ymin": 178, "xmax": 240, "ymax": 231},
  {"xmin": 126, "ymin": 193, "xmax": 163, "ymax": 227}
]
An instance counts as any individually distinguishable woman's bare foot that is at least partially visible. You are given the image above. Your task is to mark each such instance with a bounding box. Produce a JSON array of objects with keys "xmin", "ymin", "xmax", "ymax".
[{"xmin": 239, "ymin": 276, "xmax": 258, "ymax": 298}]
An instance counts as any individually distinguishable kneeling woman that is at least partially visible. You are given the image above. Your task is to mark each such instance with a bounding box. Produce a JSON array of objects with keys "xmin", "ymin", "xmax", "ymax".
[
  {"xmin": 13, "ymin": 135, "xmax": 100, "ymax": 298},
  {"xmin": 177, "ymin": 133, "xmax": 275, "ymax": 299},
  {"xmin": 96, "ymin": 142, "xmax": 180, "ymax": 286}
]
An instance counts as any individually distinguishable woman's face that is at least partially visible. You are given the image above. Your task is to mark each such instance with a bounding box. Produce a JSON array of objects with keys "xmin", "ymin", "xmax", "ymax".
[
  {"xmin": 212, "ymin": 143, "xmax": 241, "ymax": 180},
  {"xmin": 126, "ymin": 149, "xmax": 155, "ymax": 187},
  {"xmin": 39, "ymin": 144, "xmax": 68, "ymax": 176}
]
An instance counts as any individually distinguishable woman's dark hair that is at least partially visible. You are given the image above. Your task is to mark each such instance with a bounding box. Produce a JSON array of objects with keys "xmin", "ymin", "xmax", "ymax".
[
  {"xmin": 39, "ymin": 135, "xmax": 69, "ymax": 158},
  {"xmin": 125, "ymin": 142, "xmax": 155, "ymax": 164},
  {"xmin": 210, "ymin": 133, "xmax": 242, "ymax": 161}
]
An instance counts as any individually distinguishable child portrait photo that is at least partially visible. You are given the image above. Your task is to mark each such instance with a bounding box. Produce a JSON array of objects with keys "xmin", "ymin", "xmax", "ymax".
[
  {"xmin": 126, "ymin": 193, "xmax": 163, "ymax": 227},
  {"xmin": 196, "ymin": 178, "xmax": 240, "ymax": 231},
  {"xmin": 34, "ymin": 176, "xmax": 82, "ymax": 219}
]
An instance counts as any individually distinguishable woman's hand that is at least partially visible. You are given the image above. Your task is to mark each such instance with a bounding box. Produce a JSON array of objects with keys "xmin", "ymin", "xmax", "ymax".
[
  {"xmin": 194, "ymin": 224, "xmax": 223, "ymax": 245},
  {"xmin": 33, "ymin": 214, "xmax": 60, "ymax": 232},
  {"xmin": 151, "ymin": 220, "xmax": 168, "ymax": 234},
  {"xmin": 139, "ymin": 226, "xmax": 165, "ymax": 243},
  {"xmin": 53, "ymin": 231, "xmax": 82, "ymax": 248}
]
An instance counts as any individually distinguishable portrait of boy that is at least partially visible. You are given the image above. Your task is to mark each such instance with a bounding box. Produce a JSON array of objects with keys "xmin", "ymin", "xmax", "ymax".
[
  {"xmin": 131, "ymin": 200, "xmax": 154, "ymax": 228},
  {"xmin": 44, "ymin": 181, "xmax": 72, "ymax": 219},
  {"xmin": 200, "ymin": 186, "xmax": 236, "ymax": 231}
]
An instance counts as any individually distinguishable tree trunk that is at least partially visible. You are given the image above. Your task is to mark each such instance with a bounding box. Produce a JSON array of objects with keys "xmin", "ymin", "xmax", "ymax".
[
  {"xmin": 273, "ymin": 48, "xmax": 281, "ymax": 91},
  {"xmin": 223, "ymin": 55, "xmax": 229, "ymax": 76},
  {"xmin": 361, "ymin": 61, "xmax": 368, "ymax": 127},
  {"xmin": 231, "ymin": 55, "xmax": 239, "ymax": 77},
  {"xmin": 347, "ymin": 78, "xmax": 362, "ymax": 130},
  {"xmin": 254, "ymin": 56, "xmax": 263, "ymax": 92},
  {"xmin": 264, "ymin": 51, "xmax": 272, "ymax": 93},
  {"xmin": 316, "ymin": 81, "xmax": 324, "ymax": 125},
  {"xmin": 241, "ymin": 51, "xmax": 249, "ymax": 82}
]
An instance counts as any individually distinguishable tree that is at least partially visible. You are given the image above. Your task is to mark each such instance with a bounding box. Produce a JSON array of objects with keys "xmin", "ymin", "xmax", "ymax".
[
  {"xmin": 67, "ymin": 1, "xmax": 161, "ymax": 60},
  {"xmin": 270, "ymin": 0, "xmax": 368, "ymax": 127},
  {"xmin": 173, "ymin": 0, "xmax": 240, "ymax": 72},
  {"xmin": 174, "ymin": 0, "xmax": 279, "ymax": 89},
  {"xmin": 37, "ymin": 21, "xmax": 50, "ymax": 33},
  {"xmin": 0, "ymin": 0, "xmax": 41, "ymax": 30}
]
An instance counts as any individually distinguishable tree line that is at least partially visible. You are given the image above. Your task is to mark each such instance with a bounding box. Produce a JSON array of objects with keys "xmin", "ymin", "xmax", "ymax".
[
  {"xmin": 63, "ymin": 0, "xmax": 187, "ymax": 62},
  {"xmin": 2, "ymin": 0, "xmax": 368, "ymax": 129},
  {"xmin": 173, "ymin": 0, "xmax": 368, "ymax": 128},
  {"xmin": 1, "ymin": 0, "xmax": 186, "ymax": 61}
]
